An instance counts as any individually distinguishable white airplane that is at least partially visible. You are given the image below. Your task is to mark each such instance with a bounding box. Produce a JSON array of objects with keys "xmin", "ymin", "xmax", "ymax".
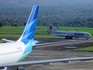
[
  {"xmin": 0, "ymin": 5, "xmax": 93, "ymax": 70},
  {"xmin": 48, "ymin": 23, "xmax": 92, "ymax": 39}
]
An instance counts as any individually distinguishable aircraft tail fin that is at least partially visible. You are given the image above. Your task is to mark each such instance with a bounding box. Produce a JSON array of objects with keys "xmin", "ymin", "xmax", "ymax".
[
  {"xmin": 17, "ymin": 5, "xmax": 39, "ymax": 44},
  {"xmin": 48, "ymin": 22, "xmax": 56, "ymax": 31}
]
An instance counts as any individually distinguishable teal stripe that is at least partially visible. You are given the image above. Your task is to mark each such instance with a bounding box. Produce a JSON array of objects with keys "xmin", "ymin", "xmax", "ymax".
[{"xmin": 18, "ymin": 50, "xmax": 32, "ymax": 62}]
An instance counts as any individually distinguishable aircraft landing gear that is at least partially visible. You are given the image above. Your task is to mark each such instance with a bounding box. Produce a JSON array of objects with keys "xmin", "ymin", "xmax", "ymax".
[
  {"xmin": 86, "ymin": 38, "xmax": 88, "ymax": 40},
  {"xmin": 65, "ymin": 36, "xmax": 72, "ymax": 39},
  {"xmin": 0, "ymin": 67, "xmax": 27, "ymax": 70},
  {"xmin": 17, "ymin": 67, "xmax": 27, "ymax": 70}
]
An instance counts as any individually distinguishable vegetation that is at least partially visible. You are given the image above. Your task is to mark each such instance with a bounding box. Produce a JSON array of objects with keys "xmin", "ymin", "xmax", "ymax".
[
  {"xmin": 0, "ymin": 40, "xmax": 4, "ymax": 43},
  {"xmin": 76, "ymin": 46, "xmax": 93, "ymax": 52},
  {"xmin": 0, "ymin": 26, "xmax": 93, "ymax": 38},
  {"xmin": 0, "ymin": 4, "xmax": 93, "ymax": 27}
]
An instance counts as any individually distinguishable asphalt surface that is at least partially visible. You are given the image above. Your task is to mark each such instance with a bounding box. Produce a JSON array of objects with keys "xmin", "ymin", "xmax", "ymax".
[
  {"xmin": 24, "ymin": 50, "xmax": 93, "ymax": 70},
  {"xmin": 36, "ymin": 38, "xmax": 93, "ymax": 51},
  {"xmin": 23, "ymin": 38, "xmax": 93, "ymax": 70}
]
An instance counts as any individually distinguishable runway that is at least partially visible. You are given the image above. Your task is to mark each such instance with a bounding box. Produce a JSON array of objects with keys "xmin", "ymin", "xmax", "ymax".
[
  {"xmin": 36, "ymin": 38, "xmax": 93, "ymax": 51},
  {"xmin": 23, "ymin": 38, "xmax": 93, "ymax": 70},
  {"xmin": 24, "ymin": 50, "xmax": 93, "ymax": 70}
]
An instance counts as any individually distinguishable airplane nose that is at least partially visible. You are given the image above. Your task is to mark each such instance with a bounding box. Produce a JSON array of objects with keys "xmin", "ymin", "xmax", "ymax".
[
  {"xmin": 90, "ymin": 34, "xmax": 92, "ymax": 37},
  {"xmin": 89, "ymin": 34, "xmax": 92, "ymax": 38},
  {"xmin": 86, "ymin": 33, "xmax": 92, "ymax": 38}
]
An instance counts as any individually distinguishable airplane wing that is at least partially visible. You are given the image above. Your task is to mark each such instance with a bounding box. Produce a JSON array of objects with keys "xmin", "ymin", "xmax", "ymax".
[
  {"xmin": 0, "ymin": 56, "xmax": 93, "ymax": 68},
  {"xmin": 2, "ymin": 38, "xmax": 15, "ymax": 43},
  {"xmin": 1, "ymin": 38, "xmax": 60, "ymax": 46},
  {"xmin": 1, "ymin": 38, "xmax": 40, "ymax": 46}
]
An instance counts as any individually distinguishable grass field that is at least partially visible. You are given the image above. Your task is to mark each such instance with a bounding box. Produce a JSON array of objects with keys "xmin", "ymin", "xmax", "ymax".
[
  {"xmin": 76, "ymin": 46, "xmax": 93, "ymax": 52},
  {"xmin": 0, "ymin": 26, "xmax": 93, "ymax": 38}
]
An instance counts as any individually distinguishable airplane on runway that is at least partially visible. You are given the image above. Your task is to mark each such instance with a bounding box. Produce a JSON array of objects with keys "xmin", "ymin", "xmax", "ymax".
[
  {"xmin": 1, "ymin": 5, "xmax": 93, "ymax": 70},
  {"xmin": 48, "ymin": 22, "xmax": 92, "ymax": 40}
]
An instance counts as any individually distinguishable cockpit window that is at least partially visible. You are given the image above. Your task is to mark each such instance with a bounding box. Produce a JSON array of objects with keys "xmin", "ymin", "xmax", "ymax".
[{"xmin": 87, "ymin": 34, "xmax": 89, "ymax": 35}]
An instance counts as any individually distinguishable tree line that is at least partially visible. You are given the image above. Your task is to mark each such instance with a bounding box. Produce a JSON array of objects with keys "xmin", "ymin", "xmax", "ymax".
[{"xmin": 0, "ymin": 6, "xmax": 93, "ymax": 27}]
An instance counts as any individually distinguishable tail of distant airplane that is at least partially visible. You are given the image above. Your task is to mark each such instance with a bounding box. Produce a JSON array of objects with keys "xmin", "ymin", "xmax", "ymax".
[
  {"xmin": 17, "ymin": 5, "xmax": 39, "ymax": 44},
  {"xmin": 48, "ymin": 22, "xmax": 56, "ymax": 31}
]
